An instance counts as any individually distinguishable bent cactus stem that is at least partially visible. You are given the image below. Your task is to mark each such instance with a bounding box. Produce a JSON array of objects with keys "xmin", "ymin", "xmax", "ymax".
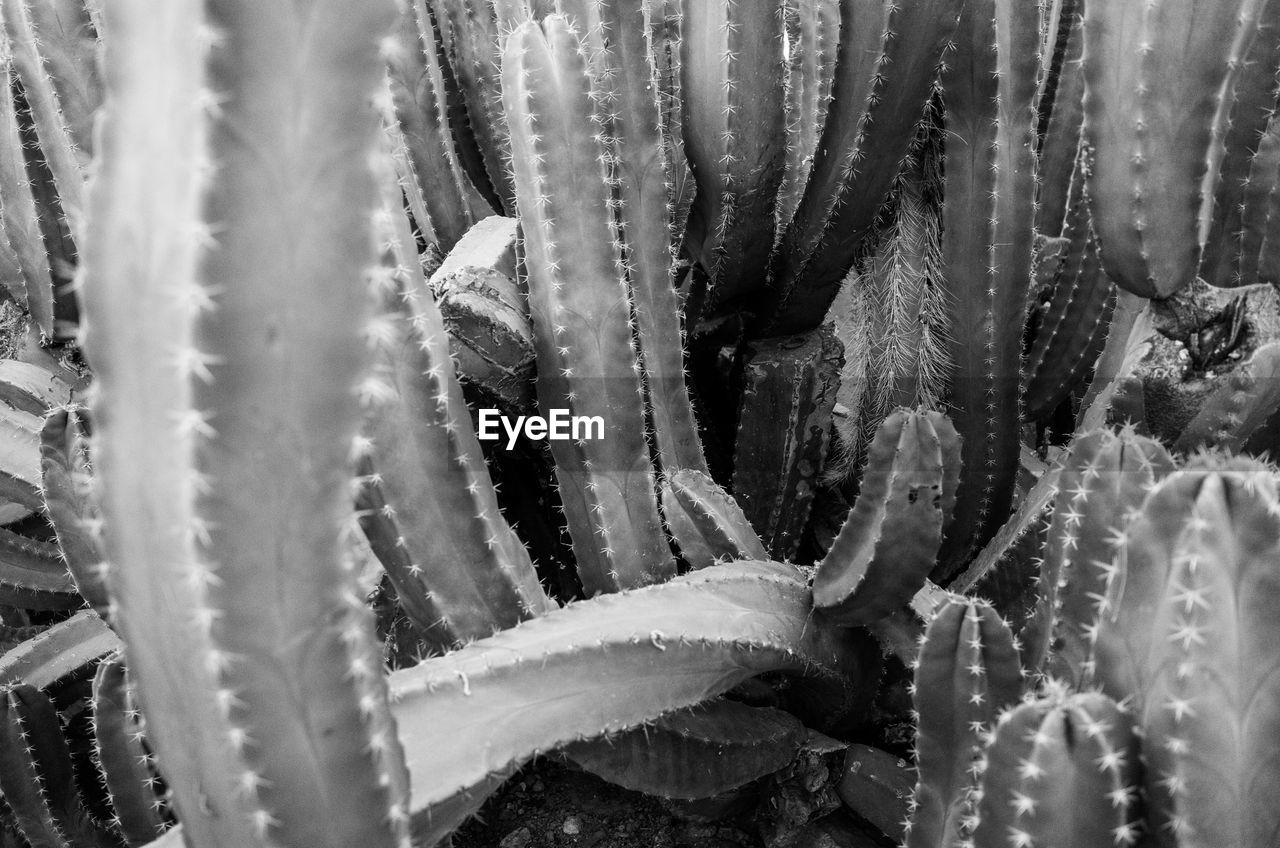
[{"xmin": 392, "ymin": 560, "xmax": 864, "ymax": 845}]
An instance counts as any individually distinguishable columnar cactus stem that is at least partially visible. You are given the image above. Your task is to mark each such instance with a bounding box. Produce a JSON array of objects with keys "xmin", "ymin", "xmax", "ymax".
[
  {"xmin": 679, "ymin": 0, "xmax": 786, "ymax": 313},
  {"xmin": 79, "ymin": 1, "xmax": 409, "ymax": 846},
  {"xmin": 905, "ymin": 595, "xmax": 1023, "ymax": 848},
  {"xmin": 775, "ymin": 0, "xmax": 839, "ymax": 234},
  {"xmin": 92, "ymin": 655, "xmax": 169, "ymax": 847},
  {"xmin": 502, "ymin": 14, "xmax": 674, "ymax": 594},
  {"xmin": 1083, "ymin": 0, "xmax": 1279, "ymax": 298},
  {"xmin": 39, "ymin": 405, "xmax": 110, "ymax": 617},
  {"xmin": 934, "ymin": 0, "xmax": 1039, "ymax": 577},
  {"xmin": 1173, "ymin": 342, "xmax": 1280, "ymax": 453},
  {"xmin": 660, "ymin": 467, "xmax": 766, "ymax": 569}
]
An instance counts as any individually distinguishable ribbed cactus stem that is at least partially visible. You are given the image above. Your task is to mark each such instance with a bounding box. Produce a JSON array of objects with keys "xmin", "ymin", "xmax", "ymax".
[
  {"xmin": 79, "ymin": 2, "xmax": 409, "ymax": 846},
  {"xmin": 659, "ymin": 467, "xmax": 766, "ymax": 569},
  {"xmin": 92, "ymin": 654, "xmax": 169, "ymax": 847},
  {"xmin": 502, "ymin": 14, "xmax": 674, "ymax": 594},
  {"xmin": 905, "ymin": 595, "xmax": 1024, "ymax": 848}
]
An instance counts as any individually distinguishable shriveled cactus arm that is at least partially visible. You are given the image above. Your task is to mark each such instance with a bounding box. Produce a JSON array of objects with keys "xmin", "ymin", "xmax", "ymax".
[{"xmin": 80, "ymin": 2, "xmax": 408, "ymax": 847}]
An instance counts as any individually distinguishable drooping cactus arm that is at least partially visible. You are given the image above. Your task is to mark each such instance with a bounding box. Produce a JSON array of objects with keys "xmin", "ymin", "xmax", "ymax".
[{"xmin": 80, "ymin": 1, "xmax": 409, "ymax": 846}]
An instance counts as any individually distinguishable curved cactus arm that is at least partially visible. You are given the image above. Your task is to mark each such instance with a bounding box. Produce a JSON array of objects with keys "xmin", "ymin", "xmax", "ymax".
[
  {"xmin": 678, "ymin": 0, "xmax": 786, "ymax": 313},
  {"xmin": 564, "ymin": 699, "xmax": 808, "ymax": 801},
  {"xmin": 79, "ymin": 1, "xmax": 410, "ymax": 846},
  {"xmin": 1077, "ymin": 292, "xmax": 1156, "ymax": 433},
  {"xmin": 0, "ymin": 525, "xmax": 80, "ymax": 610},
  {"xmin": 905, "ymin": 595, "xmax": 1024, "ymax": 848},
  {"xmin": 361, "ymin": 176, "xmax": 553, "ymax": 643},
  {"xmin": 659, "ymin": 467, "xmax": 766, "ymax": 569},
  {"xmin": 933, "ymin": 0, "xmax": 1039, "ymax": 578},
  {"xmin": 764, "ymin": 0, "xmax": 959, "ymax": 336},
  {"xmin": 1083, "ymin": 0, "xmax": 1276, "ymax": 298},
  {"xmin": 502, "ymin": 14, "xmax": 674, "ymax": 594},
  {"xmin": 1134, "ymin": 467, "xmax": 1280, "ymax": 848},
  {"xmin": 40, "ymin": 405, "xmax": 111, "ymax": 617},
  {"xmin": 1032, "ymin": 0, "xmax": 1083, "ymax": 237},
  {"xmin": 813, "ymin": 409, "xmax": 949, "ymax": 627},
  {"xmin": 0, "ymin": 682, "xmax": 123, "ymax": 848},
  {"xmin": 0, "ymin": 0, "xmax": 85, "ymax": 237},
  {"xmin": 1173, "ymin": 342, "xmax": 1280, "ymax": 453},
  {"xmin": 391, "ymin": 561, "xmax": 863, "ymax": 845},
  {"xmin": 775, "ymin": 0, "xmax": 839, "ymax": 234},
  {"xmin": 428, "ymin": 0, "xmax": 515, "ymax": 211},
  {"xmin": 0, "ymin": 46, "xmax": 54, "ymax": 334},
  {"xmin": 91, "ymin": 655, "xmax": 169, "ymax": 847},
  {"xmin": 972, "ymin": 688, "xmax": 1140, "ymax": 848}
]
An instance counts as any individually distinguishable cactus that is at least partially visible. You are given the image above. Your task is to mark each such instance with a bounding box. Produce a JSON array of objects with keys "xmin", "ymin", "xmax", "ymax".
[
  {"xmin": 905, "ymin": 595, "xmax": 1024, "ymax": 848},
  {"xmin": 79, "ymin": 2, "xmax": 410, "ymax": 846},
  {"xmin": 659, "ymin": 467, "xmax": 767, "ymax": 569},
  {"xmin": 1173, "ymin": 342, "xmax": 1280, "ymax": 453},
  {"xmin": 502, "ymin": 14, "xmax": 674, "ymax": 594},
  {"xmin": 775, "ymin": 0, "xmax": 839, "ymax": 234},
  {"xmin": 0, "ymin": 610, "xmax": 116, "ymax": 690},
  {"xmin": 40, "ymin": 405, "xmax": 110, "ymax": 616},
  {"xmin": 970, "ymin": 685, "xmax": 1140, "ymax": 848},
  {"xmin": 813, "ymin": 408, "xmax": 960, "ymax": 627},
  {"xmin": 91, "ymin": 654, "xmax": 168, "ymax": 847}
]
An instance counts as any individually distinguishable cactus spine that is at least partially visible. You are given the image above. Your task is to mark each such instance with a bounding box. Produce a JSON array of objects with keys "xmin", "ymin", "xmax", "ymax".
[{"xmin": 79, "ymin": 2, "xmax": 409, "ymax": 846}]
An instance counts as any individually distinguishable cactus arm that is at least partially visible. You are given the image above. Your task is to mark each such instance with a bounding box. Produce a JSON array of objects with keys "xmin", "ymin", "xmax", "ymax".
[
  {"xmin": 80, "ymin": 1, "xmax": 409, "ymax": 845},
  {"xmin": 1083, "ymin": 0, "xmax": 1271, "ymax": 298},
  {"xmin": 0, "ymin": 40, "xmax": 54, "ymax": 335},
  {"xmin": 0, "ymin": 526, "xmax": 80, "ymax": 610},
  {"xmin": 1173, "ymin": 342, "xmax": 1280, "ymax": 453},
  {"xmin": 1, "ymin": 682, "xmax": 123, "ymax": 848},
  {"xmin": 362, "ymin": 184, "xmax": 553, "ymax": 642},
  {"xmin": 391, "ymin": 560, "xmax": 861, "ymax": 843},
  {"xmin": 813, "ymin": 409, "xmax": 948, "ymax": 627},
  {"xmin": 39, "ymin": 406, "xmax": 110, "ymax": 617},
  {"xmin": 967, "ymin": 695, "xmax": 1050, "ymax": 848},
  {"xmin": 775, "ymin": 0, "xmax": 840, "ymax": 234},
  {"xmin": 428, "ymin": 0, "xmax": 515, "ymax": 211},
  {"xmin": 92, "ymin": 656, "xmax": 169, "ymax": 847},
  {"xmin": 386, "ymin": 0, "xmax": 493, "ymax": 252},
  {"xmin": 0, "ymin": 0, "xmax": 85, "ymax": 235},
  {"xmin": 502, "ymin": 14, "xmax": 675, "ymax": 593},
  {"xmin": 1032, "ymin": 0, "xmax": 1082, "ymax": 237},
  {"xmin": 1076, "ymin": 292, "xmax": 1155, "ymax": 432},
  {"xmin": 934, "ymin": 0, "xmax": 1039, "ymax": 578},
  {"xmin": 764, "ymin": 0, "xmax": 960, "ymax": 336},
  {"xmin": 0, "ymin": 611, "xmax": 117, "ymax": 690},
  {"xmin": 660, "ymin": 467, "xmax": 766, "ymax": 569},
  {"xmin": 564, "ymin": 699, "xmax": 807, "ymax": 801},
  {"xmin": 1138, "ymin": 469, "xmax": 1280, "ymax": 848},
  {"xmin": 906, "ymin": 596, "xmax": 1023, "ymax": 848},
  {"xmin": 1024, "ymin": 151, "xmax": 1116, "ymax": 422},
  {"xmin": 1199, "ymin": 17, "xmax": 1280, "ymax": 288},
  {"xmin": 679, "ymin": 0, "xmax": 786, "ymax": 312},
  {"xmin": 16, "ymin": 0, "xmax": 99, "ymax": 158}
]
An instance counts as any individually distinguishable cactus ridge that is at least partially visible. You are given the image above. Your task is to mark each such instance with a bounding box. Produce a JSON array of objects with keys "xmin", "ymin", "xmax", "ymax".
[
  {"xmin": 0, "ymin": 523, "xmax": 81, "ymax": 610},
  {"xmin": 361, "ymin": 173, "xmax": 553, "ymax": 644},
  {"xmin": 1024, "ymin": 149, "xmax": 1117, "ymax": 422},
  {"xmin": 564, "ymin": 698, "xmax": 808, "ymax": 801},
  {"xmin": 1031, "ymin": 0, "xmax": 1083, "ymax": 237},
  {"xmin": 0, "ymin": 610, "xmax": 116, "ymax": 691},
  {"xmin": 502, "ymin": 14, "xmax": 675, "ymax": 595},
  {"xmin": 0, "ymin": 681, "xmax": 124, "ymax": 848},
  {"xmin": 91, "ymin": 654, "xmax": 169, "ymax": 847},
  {"xmin": 659, "ymin": 467, "xmax": 767, "ymax": 570},
  {"xmin": 765, "ymin": 0, "xmax": 960, "ymax": 336},
  {"xmin": 814, "ymin": 409, "xmax": 956, "ymax": 627},
  {"xmin": 391, "ymin": 560, "xmax": 861, "ymax": 844},
  {"xmin": 905, "ymin": 595, "xmax": 1024, "ymax": 848},
  {"xmin": 934, "ymin": 0, "xmax": 1039, "ymax": 578},
  {"xmin": 40, "ymin": 405, "xmax": 111, "ymax": 617},
  {"xmin": 970, "ymin": 686, "xmax": 1140, "ymax": 848}
]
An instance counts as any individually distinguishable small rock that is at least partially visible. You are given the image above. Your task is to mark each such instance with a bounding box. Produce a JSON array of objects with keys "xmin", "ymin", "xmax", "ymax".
[
  {"xmin": 562, "ymin": 815, "xmax": 582, "ymax": 836},
  {"xmin": 498, "ymin": 826, "xmax": 532, "ymax": 848}
]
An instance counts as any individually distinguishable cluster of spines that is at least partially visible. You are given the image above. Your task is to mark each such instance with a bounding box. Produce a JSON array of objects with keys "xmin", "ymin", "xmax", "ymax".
[
  {"xmin": 813, "ymin": 408, "xmax": 960, "ymax": 627},
  {"xmin": 501, "ymin": 13, "xmax": 675, "ymax": 595},
  {"xmin": 933, "ymin": 0, "xmax": 1040, "ymax": 579},
  {"xmin": 904, "ymin": 595, "xmax": 1024, "ymax": 848},
  {"xmin": 967, "ymin": 685, "xmax": 1141, "ymax": 848}
]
